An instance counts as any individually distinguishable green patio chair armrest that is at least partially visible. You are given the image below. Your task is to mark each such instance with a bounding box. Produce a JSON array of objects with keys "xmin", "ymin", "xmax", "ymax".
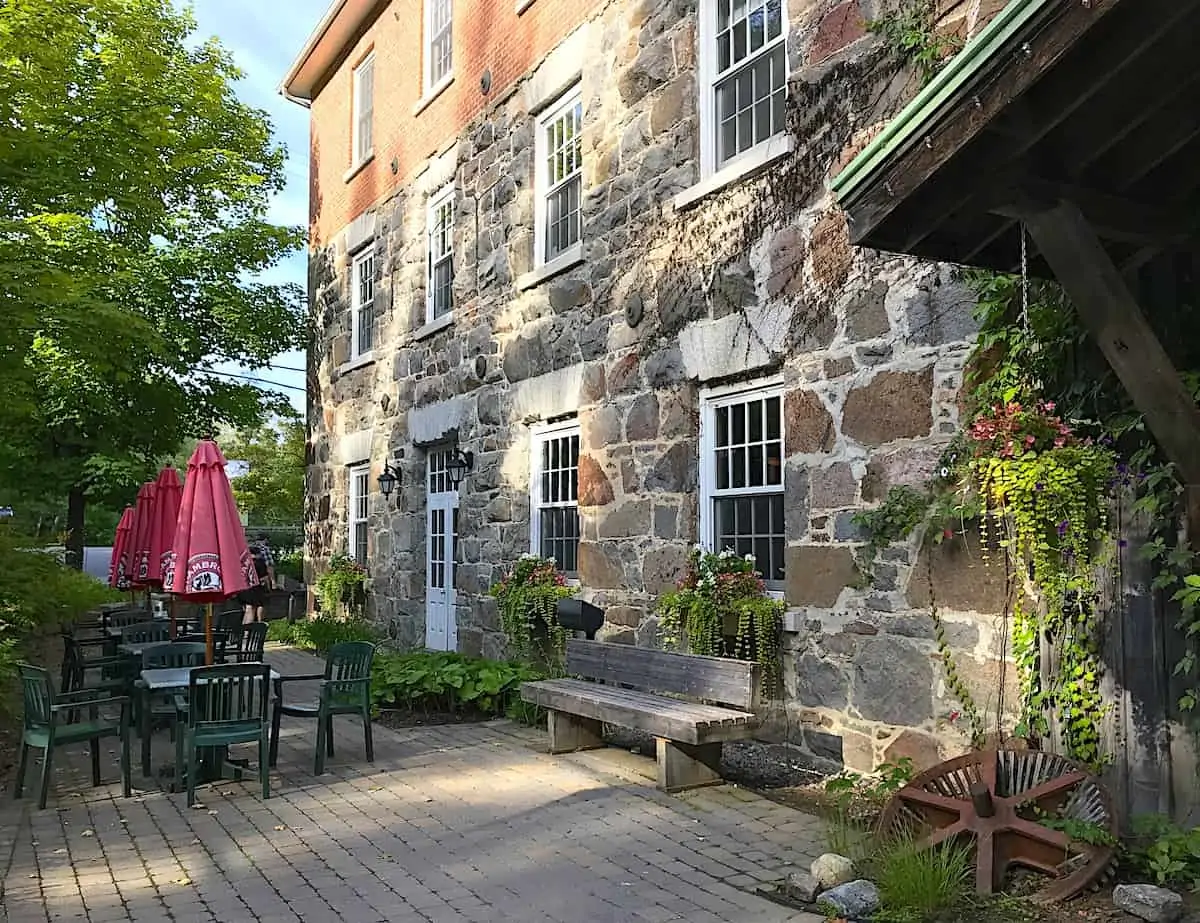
[
  {"xmin": 54, "ymin": 687, "xmax": 112, "ymax": 703},
  {"xmin": 52, "ymin": 694, "xmax": 129, "ymax": 711},
  {"xmin": 277, "ymin": 673, "xmax": 326, "ymax": 683}
]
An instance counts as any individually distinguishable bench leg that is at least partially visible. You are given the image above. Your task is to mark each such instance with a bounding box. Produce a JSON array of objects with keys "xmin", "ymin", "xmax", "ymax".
[
  {"xmin": 656, "ymin": 739, "xmax": 723, "ymax": 793},
  {"xmin": 547, "ymin": 711, "xmax": 604, "ymax": 754}
]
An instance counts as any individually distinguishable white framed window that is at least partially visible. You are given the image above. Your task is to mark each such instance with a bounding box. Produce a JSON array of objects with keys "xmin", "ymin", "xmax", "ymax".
[
  {"xmin": 352, "ymin": 53, "xmax": 375, "ymax": 168},
  {"xmin": 530, "ymin": 420, "xmax": 581, "ymax": 575},
  {"xmin": 699, "ymin": 380, "xmax": 786, "ymax": 589},
  {"xmin": 699, "ymin": 0, "xmax": 787, "ymax": 177},
  {"xmin": 350, "ymin": 248, "xmax": 374, "ymax": 359},
  {"xmin": 426, "ymin": 185, "xmax": 454, "ymax": 322},
  {"xmin": 535, "ymin": 86, "xmax": 583, "ymax": 266},
  {"xmin": 424, "ymin": 0, "xmax": 453, "ymax": 92},
  {"xmin": 348, "ymin": 463, "xmax": 370, "ymax": 566}
]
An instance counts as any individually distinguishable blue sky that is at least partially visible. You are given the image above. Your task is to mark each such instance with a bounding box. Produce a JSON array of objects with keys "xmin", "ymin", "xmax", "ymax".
[{"xmin": 190, "ymin": 0, "xmax": 330, "ymax": 413}]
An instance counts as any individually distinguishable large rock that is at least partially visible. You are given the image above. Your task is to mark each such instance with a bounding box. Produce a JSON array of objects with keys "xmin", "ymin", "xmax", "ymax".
[
  {"xmin": 578, "ymin": 455, "xmax": 614, "ymax": 507},
  {"xmin": 642, "ymin": 545, "xmax": 690, "ymax": 596},
  {"xmin": 842, "ymin": 367, "xmax": 934, "ymax": 447},
  {"xmin": 784, "ymin": 389, "xmax": 836, "ymax": 454},
  {"xmin": 881, "ymin": 729, "xmax": 942, "ymax": 770},
  {"xmin": 1112, "ymin": 884, "xmax": 1184, "ymax": 923},
  {"xmin": 767, "ymin": 227, "xmax": 806, "ymax": 299},
  {"xmin": 907, "ymin": 524, "xmax": 1007, "ymax": 613},
  {"xmin": 785, "ymin": 546, "xmax": 858, "ymax": 608},
  {"xmin": 811, "ymin": 853, "xmax": 856, "ymax": 890},
  {"xmin": 808, "ymin": 0, "xmax": 868, "ymax": 64},
  {"xmin": 625, "ymin": 393, "xmax": 660, "ymax": 441},
  {"xmin": 853, "ymin": 637, "xmax": 933, "ymax": 725},
  {"xmin": 844, "ymin": 279, "xmax": 890, "ymax": 341},
  {"xmin": 818, "ymin": 880, "xmax": 879, "ymax": 921},
  {"xmin": 861, "ymin": 443, "xmax": 946, "ymax": 502},
  {"xmin": 785, "ymin": 869, "xmax": 819, "ymax": 904},
  {"xmin": 795, "ymin": 654, "xmax": 849, "ymax": 709},
  {"xmin": 645, "ymin": 442, "xmax": 696, "ymax": 493},
  {"xmin": 810, "ymin": 210, "xmax": 853, "ymax": 291}
]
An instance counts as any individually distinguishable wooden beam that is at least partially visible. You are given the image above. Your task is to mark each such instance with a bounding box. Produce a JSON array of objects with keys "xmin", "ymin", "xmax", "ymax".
[
  {"xmin": 1099, "ymin": 99, "xmax": 1200, "ymax": 192},
  {"xmin": 992, "ymin": 178, "xmax": 1193, "ymax": 247},
  {"xmin": 1020, "ymin": 200, "xmax": 1200, "ymax": 485}
]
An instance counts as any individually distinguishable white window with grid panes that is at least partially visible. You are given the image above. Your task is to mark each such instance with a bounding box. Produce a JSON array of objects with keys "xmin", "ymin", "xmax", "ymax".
[
  {"xmin": 352, "ymin": 53, "xmax": 374, "ymax": 168},
  {"xmin": 424, "ymin": 0, "xmax": 453, "ymax": 92},
  {"xmin": 426, "ymin": 185, "xmax": 454, "ymax": 322},
  {"xmin": 535, "ymin": 87, "xmax": 583, "ymax": 266},
  {"xmin": 348, "ymin": 463, "xmax": 370, "ymax": 566},
  {"xmin": 351, "ymin": 248, "xmax": 374, "ymax": 359},
  {"xmin": 530, "ymin": 420, "xmax": 581, "ymax": 575},
  {"xmin": 699, "ymin": 381, "xmax": 786, "ymax": 589},
  {"xmin": 699, "ymin": 0, "xmax": 787, "ymax": 176}
]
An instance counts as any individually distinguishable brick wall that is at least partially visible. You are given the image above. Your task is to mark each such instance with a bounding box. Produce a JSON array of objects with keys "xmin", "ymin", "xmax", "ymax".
[{"xmin": 309, "ymin": 0, "xmax": 607, "ymax": 247}]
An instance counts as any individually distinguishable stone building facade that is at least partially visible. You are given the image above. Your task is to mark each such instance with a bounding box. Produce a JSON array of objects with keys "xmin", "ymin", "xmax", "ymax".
[{"xmin": 286, "ymin": 0, "xmax": 1016, "ymax": 772}]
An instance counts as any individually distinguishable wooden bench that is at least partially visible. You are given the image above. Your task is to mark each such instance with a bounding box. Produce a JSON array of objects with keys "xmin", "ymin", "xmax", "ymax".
[{"xmin": 521, "ymin": 639, "xmax": 761, "ymax": 793}]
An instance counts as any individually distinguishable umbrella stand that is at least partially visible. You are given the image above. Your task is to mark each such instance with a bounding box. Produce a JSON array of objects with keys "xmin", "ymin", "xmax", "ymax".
[{"xmin": 205, "ymin": 602, "xmax": 214, "ymax": 665}]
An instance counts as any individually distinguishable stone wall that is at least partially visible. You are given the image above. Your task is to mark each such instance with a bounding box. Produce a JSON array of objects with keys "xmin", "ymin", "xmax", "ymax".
[{"xmin": 305, "ymin": 0, "xmax": 1013, "ymax": 771}]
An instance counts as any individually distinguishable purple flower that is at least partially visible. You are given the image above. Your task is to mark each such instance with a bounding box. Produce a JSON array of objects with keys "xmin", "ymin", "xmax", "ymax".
[
  {"xmin": 1118, "ymin": 539, "xmax": 1129, "ymax": 548},
  {"xmin": 1057, "ymin": 520, "xmax": 1070, "ymax": 537},
  {"xmin": 1035, "ymin": 482, "xmax": 1045, "ymax": 491}
]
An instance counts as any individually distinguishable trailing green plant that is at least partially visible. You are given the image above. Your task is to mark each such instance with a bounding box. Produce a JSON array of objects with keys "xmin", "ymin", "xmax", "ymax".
[
  {"xmin": 371, "ymin": 649, "xmax": 545, "ymax": 720},
  {"xmin": 1126, "ymin": 815, "xmax": 1200, "ymax": 889},
  {"xmin": 867, "ymin": 0, "xmax": 962, "ymax": 83},
  {"xmin": 488, "ymin": 554, "xmax": 574, "ymax": 670},
  {"xmin": 314, "ymin": 553, "xmax": 368, "ymax": 617},
  {"xmin": 657, "ymin": 547, "xmax": 784, "ymax": 697}
]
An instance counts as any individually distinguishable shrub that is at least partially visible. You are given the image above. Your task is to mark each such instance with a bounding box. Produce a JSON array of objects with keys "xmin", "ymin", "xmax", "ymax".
[
  {"xmin": 275, "ymin": 550, "xmax": 304, "ymax": 584},
  {"xmin": 1127, "ymin": 815, "xmax": 1200, "ymax": 888},
  {"xmin": 267, "ymin": 613, "xmax": 376, "ymax": 653},
  {"xmin": 371, "ymin": 650, "xmax": 545, "ymax": 720},
  {"xmin": 867, "ymin": 833, "xmax": 973, "ymax": 923}
]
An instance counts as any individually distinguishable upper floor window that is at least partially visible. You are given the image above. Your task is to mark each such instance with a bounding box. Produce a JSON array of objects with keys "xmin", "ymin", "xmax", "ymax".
[
  {"xmin": 535, "ymin": 86, "xmax": 583, "ymax": 266},
  {"xmin": 699, "ymin": 380, "xmax": 786, "ymax": 590},
  {"xmin": 701, "ymin": 0, "xmax": 786, "ymax": 175},
  {"xmin": 530, "ymin": 420, "xmax": 580, "ymax": 576},
  {"xmin": 352, "ymin": 53, "xmax": 375, "ymax": 167},
  {"xmin": 351, "ymin": 248, "xmax": 374, "ymax": 359},
  {"xmin": 424, "ymin": 0, "xmax": 453, "ymax": 91},
  {"xmin": 426, "ymin": 185, "xmax": 454, "ymax": 323},
  {"xmin": 348, "ymin": 463, "xmax": 370, "ymax": 565}
]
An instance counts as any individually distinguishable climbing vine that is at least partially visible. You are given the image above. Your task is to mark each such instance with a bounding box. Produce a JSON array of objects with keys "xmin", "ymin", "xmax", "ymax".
[
  {"xmin": 868, "ymin": 0, "xmax": 962, "ymax": 83},
  {"xmin": 489, "ymin": 555, "xmax": 574, "ymax": 671},
  {"xmin": 657, "ymin": 548, "xmax": 784, "ymax": 697}
]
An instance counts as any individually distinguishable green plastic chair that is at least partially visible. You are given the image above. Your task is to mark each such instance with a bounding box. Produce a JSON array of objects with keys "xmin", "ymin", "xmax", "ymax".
[
  {"xmin": 137, "ymin": 643, "xmax": 207, "ymax": 776},
  {"xmin": 175, "ymin": 663, "xmax": 271, "ymax": 804},
  {"xmin": 269, "ymin": 641, "xmax": 376, "ymax": 776},
  {"xmin": 121, "ymin": 622, "xmax": 171, "ymax": 646},
  {"xmin": 14, "ymin": 663, "xmax": 131, "ymax": 809},
  {"xmin": 232, "ymin": 622, "xmax": 268, "ymax": 663}
]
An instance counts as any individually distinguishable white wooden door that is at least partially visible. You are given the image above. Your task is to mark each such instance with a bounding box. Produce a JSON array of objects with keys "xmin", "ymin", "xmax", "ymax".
[{"xmin": 425, "ymin": 449, "xmax": 458, "ymax": 651}]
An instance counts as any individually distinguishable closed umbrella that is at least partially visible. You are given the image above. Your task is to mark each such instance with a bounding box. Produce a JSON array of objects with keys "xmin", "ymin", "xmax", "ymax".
[
  {"xmin": 146, "ymin": 466, "xmax": 184, "ymax": 636},
  {"xmin": 165, "ymin": 440, "xmax": 257, "ymax": 664},
  {"xmin": 128, "ymin": 481, "xmax": 157, "ymax": 611},
  {"xmin": 108, "ymin": 506, "xmax": 135, "ymax": 594}
]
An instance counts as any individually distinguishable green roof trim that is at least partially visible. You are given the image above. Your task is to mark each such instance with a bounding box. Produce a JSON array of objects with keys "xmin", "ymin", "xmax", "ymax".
[{"xmin": 831, "ymin": 0, "xmax": 1053, "ymax": 205}]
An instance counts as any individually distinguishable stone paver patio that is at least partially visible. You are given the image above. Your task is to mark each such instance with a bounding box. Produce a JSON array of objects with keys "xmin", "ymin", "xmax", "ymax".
[{"xmin": 1, "ymin": 647, "xmax": 824, "ymax": 923}]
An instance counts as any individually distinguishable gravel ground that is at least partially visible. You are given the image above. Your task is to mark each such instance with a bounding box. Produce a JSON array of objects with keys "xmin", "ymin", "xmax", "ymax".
[{"xmin": 605, "ymin": 727, "xmax": 833, "ymax": 790}]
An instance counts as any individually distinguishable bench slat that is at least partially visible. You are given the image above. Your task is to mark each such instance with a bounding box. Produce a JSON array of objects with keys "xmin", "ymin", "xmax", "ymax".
[
  {"xmin": 522, "ymin": 679, "xmax": 758, "ymax": 746},
  {"xmin": 565, "ymin": 640, "xmax": 759, "ymax": 709}
]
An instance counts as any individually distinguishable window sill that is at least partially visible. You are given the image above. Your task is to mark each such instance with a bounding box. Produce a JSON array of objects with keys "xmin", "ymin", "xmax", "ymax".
[
  {"xmin": 515, "ymin": 243, "xmax": 584, "ymax": 292},
  {"xmin": 411, "ymin": 312, "xmax": 454, "ymax": 341},
  {"xmin": 343, "ymin": 153, "xmax": 374, "ymax": 184},
  {"xmin": 337, "ymin": 353, "xmax": 376, "ymax": 376},
  {"xmin": 413, "ymin": 74, "xmax": 454, "ymax": 116},
  {"xmin": 515, "ymin": 0, "xmax": 536, "ymax": 12},
  {"xmin": 673, "ymin": 135, "xmax": 796, "ymax": 211}
]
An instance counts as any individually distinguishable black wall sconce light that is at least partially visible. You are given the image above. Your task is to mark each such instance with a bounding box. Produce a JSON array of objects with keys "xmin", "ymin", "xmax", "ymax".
[
  {"xmin": 377, "ymin": 462, "xmax": 401, "ymax": 502},
  {"xmin": 446, "ymin": 450, "xmax": 474, "ymax": 490}
]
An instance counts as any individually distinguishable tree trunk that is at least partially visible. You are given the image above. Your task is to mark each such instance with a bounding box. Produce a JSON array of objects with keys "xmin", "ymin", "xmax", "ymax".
[{"xmin": 65, "ymin": 484, "xmax": 85, "ymax": 571}]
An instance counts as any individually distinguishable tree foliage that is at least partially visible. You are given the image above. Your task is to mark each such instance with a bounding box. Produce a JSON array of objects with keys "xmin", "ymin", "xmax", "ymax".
[
  {"xmin": 0, "ymin": 0, "xmax": 304, "ymax": 557},
  {"xmin": 224, "ymin": 418, "xmax": 306, "ymax": 525}
]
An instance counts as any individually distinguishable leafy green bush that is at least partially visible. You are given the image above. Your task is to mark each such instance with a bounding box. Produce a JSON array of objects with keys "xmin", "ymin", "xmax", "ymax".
[
  {"xmin": 266, "ymin": 614, "xmax": 376, "ymax": 653},
  {"xmin": 275, "ymin": 550, "xmax": 304, "ymax": 584},
  {"xmin": 1127, "ymin": 815, "xmax": 1200, "ymax": 888},
  {"xmin": 0, "ymin": 530, "xmax": 119, "ymax": 703},
  {"xmin": 371, "ymin": 650, "xmax": 545, "ymax": 721}
]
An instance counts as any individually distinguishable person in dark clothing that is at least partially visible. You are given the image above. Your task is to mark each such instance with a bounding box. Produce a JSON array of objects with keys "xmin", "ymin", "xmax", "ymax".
[{"xmin": 238, "ymin": 534, "xmax": 276, "ymax": 624}]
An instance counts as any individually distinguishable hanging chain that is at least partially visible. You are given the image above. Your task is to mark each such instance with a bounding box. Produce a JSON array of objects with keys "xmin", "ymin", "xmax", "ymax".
[{"xmin": 1020, "ymin": 223, "xmax": 1039, "ymax": 353}]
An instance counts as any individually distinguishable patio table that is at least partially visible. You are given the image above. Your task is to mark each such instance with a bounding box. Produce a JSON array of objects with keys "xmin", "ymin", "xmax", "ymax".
[{"xmin": 141, "ymin": 666, "xmax": 278, "ymax": 792}]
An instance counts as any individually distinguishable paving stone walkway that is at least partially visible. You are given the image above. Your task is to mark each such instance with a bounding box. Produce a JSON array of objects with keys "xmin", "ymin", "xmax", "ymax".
[{"xmin": 1, "ymin": 646, "xmax": 825, "ymax": 923}]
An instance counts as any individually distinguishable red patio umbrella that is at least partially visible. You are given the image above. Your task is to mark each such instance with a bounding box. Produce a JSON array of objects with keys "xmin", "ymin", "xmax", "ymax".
[
  {"xmin": 128, "ymin": 480, "xmax": 158, "ymax": 610},
  {"xmin": 108, "ymin": 506, "xmax": 135, "ymax": 593},
  {"xmin": 165, "ymin": 440, "xmax": 257, "ymax": 663},
  {"xmin": 146, "ymin": 466, "xmax": 184, "ymax": 635}
]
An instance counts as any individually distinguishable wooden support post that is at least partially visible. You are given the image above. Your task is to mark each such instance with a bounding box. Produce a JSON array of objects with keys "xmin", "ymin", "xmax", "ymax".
[
  {"xmin": 1021, "ymin": 201, "xmax": 1200, "ymax": 545},
  {"xmin": 656, "ymin": 739, "xmax": 724, "ymax": 793},
  {"xmin": 546, "ymin": 711, "xmax": 604, "ymax": 754}
]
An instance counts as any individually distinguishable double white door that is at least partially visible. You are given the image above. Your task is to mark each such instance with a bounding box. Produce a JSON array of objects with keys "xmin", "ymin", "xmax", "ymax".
[{"xmin": 426, "ymin": 449, "xmax": 458, "ymax": 651}]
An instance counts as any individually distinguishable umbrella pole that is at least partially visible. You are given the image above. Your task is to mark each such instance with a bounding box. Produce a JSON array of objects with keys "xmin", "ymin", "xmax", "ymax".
[
  {"xmin": 169, "ymin": 596, "xmax": 177, "ymax": 640},
  {"xmin": 205, "ymin": 603, "xmax": 214, "ymax": 665}
]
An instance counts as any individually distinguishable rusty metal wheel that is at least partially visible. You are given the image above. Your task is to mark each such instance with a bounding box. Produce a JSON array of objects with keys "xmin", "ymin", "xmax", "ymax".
[{"xmin": 877, "ymin": 749, "xmax": 1117, "ymax": 902}]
